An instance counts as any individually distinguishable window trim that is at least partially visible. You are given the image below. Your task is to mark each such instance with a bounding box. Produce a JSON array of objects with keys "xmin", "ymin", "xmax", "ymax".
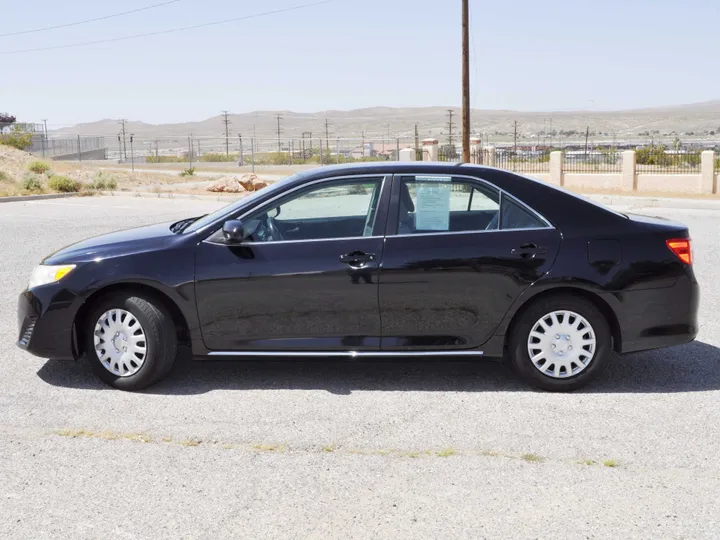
[
  {"xmin": 389, "ymin": 173, "xmax": 553, "ymax": 238},
  {"xmin": 203, "ymin": 174, "xmax": 390, "ymax": 245}
]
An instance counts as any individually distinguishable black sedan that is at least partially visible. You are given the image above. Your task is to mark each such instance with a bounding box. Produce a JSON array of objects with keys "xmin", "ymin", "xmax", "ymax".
[{"xmin": 17, "ymin": 163, "xmax": 699, "ymax": 391}]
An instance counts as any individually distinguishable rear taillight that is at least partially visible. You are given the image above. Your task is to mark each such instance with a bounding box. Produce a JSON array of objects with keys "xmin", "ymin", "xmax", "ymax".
[{"xmin": 666, "ymin": 238, "xmax": 692, "ymax": 264}]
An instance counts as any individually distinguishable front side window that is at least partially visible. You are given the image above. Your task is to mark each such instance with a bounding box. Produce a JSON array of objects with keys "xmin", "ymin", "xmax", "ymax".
[
  {"xmin": 243, "ymin": 177, "xmax": 384, "ymax": 243},
  {"xmin": 396, "ymin": 175, "xmax": 548, "ymax": 235}
]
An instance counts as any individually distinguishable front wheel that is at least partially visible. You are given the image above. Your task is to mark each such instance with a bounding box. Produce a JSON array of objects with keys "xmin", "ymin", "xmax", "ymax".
[
  {"xmin": 84, "ymin": 294, "xmax": 177, "ymax": 390},
  {"xmin": 508, "ymin": 295, "xmax": 612, "ymax": 391}
]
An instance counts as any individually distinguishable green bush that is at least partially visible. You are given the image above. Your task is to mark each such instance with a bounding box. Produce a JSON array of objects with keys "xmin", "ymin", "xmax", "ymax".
[
  {"xmin": 27, "ymin": 160, "xmax": 51, "ymax": 174},
  {"xmin": 179, "ymin": 167, "xmax": 196, "ymax": 177},
  {"xmin": 48, "ymin": 175, "xmax": 81, "ymax": 193},
  {"xmin": 89, "ymin": 172, "xmax": 118, "ymax": 190},
  {"xmin": 636, "ymin": 145, "xmax": 701, "ymax": 168},
  {"xmin": 146, "ymin": 155, "xmax": 186, "ymax": 163},
  {"xmin": 22, "ymin": 173, "xmax": 44, "ymax": 192},
  {"xmin": 0, "ymin": 170, "xmax": 10, "ymax": 183},
  {"xmin": 0, "ymin": 127, "xmax": 33, "ymax": 150},
  {"xmin": 199, "ymin": 152, "xmax": 238, "ymax": 162}
]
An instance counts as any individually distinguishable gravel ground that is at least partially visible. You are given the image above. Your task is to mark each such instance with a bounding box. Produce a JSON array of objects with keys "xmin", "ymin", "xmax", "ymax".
[{"xmin": 1, "ymin": 196, "xmax": 719, "ymax": 539}]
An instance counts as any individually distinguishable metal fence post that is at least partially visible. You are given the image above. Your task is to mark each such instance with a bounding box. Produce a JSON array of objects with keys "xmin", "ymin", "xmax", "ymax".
[
  {"xmin": 188, "ymin": 136, "xmax": 193, "ymax": 169},
  {"xmin": 336, "ymin": 138, "xmax": 340, "ymax": 164},
  {"xmin": 251, "ymin": 138, "xmax": 255, "ymax": 173},
  {"xmin": 239, "ymin": 134, "xmax": 244, "ymax": 167},
  {"xmin": 77, "ymin": 135, "xmax": 82, "ymax": 163},
  {"xmin": 319, "ymin": 139, "xmax": 324, "ymax": 165},
  {"xmin": 396, "ymin": 137, "xmax": 400, "ymax": 161}
]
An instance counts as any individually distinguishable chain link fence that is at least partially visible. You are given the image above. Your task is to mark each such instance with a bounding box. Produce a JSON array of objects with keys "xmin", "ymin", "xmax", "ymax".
[{"xmin": 20, "ymin": 133, "xmax": 719, "ymax": 178}]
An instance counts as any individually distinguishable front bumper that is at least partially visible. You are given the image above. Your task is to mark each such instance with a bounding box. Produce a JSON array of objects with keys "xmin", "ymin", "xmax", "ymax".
[{"xmin": 17, "ymin": 287, "xmax": 78, "ymax": 359}]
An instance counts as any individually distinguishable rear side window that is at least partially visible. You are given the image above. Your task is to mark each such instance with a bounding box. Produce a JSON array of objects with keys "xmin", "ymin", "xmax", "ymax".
[
  {"xmin": 395, "ymin": 175, "xmax": 549, "ymax": 235},
  {"xmin": 501, "ymin": 196, "xmax": 547, "ymax": 230},
  {"xmin": 397, "ymin": 175, "xmax": 500, "ymax": 234}
]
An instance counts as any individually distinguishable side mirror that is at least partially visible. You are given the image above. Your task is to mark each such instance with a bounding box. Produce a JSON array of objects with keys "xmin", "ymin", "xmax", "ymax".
[
  {"xmin": 222, "ymin": 220, "xmax": 246, "ymax": 244},
  {"xmin": 222, "ymin": 219, "xmax": 261, "ymax": 244}
]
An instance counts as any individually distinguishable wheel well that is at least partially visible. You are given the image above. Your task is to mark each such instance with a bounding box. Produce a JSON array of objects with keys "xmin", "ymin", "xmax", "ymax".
[
  {"xmin": 504, "ymin": 287, "xmax": 622, "ymax": 353},
  {"xmin": 73, "ymin": 283, "xmax": 190, "ymax": 358}
]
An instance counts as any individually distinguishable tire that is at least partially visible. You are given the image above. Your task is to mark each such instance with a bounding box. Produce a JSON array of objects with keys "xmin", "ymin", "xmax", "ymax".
[
  {"xmin": 508, "ymin": 294, "xmax": 612, "ymax": 391},
  {"xmin": 84, "ymin": 294, "xmax": 177, "ymax": 391}
]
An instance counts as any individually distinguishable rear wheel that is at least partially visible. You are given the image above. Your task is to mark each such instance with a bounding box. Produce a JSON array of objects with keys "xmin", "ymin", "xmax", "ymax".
[
  {"xmin": 84, "ymin": 294, "xmax": 177, "ymax": 390},
  {"xmin": 508, "ymin": 295, "xmax": 612, "ymax": 391}
]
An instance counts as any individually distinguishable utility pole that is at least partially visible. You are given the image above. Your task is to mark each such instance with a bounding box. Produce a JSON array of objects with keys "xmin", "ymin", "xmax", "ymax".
[
  {"xmin": 584, "ymin": 125, "xmax": 590, "ymax": 156},
  {"xmin": 414, "ymin": 123, "xmax": 419, "ymax": 159},
  {"xmin": 325, "ymin": 118, "xmax": 330, "ymax": 152},
  {"xmin": 41, "ymin": 119, "xmax": 48, "ymax": 157},
  {"xmin": 118, "ymin": 119, "xmax": 128, "ymax": 160},
  {"xmin": 461, "ymin": 0, "xmax": 470, "ymax": 162},
  {"xmin": 129, "ymin": 134, "xmax": 135, "ymax": 172},
  {"xmin": 513, "ymin": 120, "xmax": 519, "ymax": 155},
  {"xmin": 119, "ymin": 118, "xmax": 127, "ymax": 161},
  {"xmin": 221, "ymin": 110, "xmax": 231, "ymax": 157},
  {"xmin": 446, "ymin": 109, "xmax": 455, "ymax": 147},
  {"xmin": 275, "ymin": 114, "xmax": 283, "ymax": 152}
]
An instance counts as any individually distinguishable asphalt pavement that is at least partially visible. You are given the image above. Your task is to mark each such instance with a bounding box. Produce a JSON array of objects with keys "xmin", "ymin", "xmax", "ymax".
[{"xmin": 0, "ymin": 196, "xmax": 719, "ymax": 539}]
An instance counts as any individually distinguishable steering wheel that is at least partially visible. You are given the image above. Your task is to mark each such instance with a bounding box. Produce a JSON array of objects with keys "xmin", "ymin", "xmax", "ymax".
[{"xmin": 265, "ymin": 214, "xmax": 284, "ymax": 242}]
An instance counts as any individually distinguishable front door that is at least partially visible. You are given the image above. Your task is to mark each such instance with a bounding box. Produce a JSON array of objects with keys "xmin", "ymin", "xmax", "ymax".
[
  {"xmin": 195, "ymin": 175, "xmax": 390, "ymax": 351},
  {"xmin": 378, "ymin": 173, "xmax": 561, "ymax": 350}
]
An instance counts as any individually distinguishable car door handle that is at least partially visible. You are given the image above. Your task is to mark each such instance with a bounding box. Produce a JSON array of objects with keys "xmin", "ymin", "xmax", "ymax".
[
  {"xmin": 511, "ymin": 243, "xmax": 547, "ymax": 258},
  {"xmin": 339, "ymin": 251, "xmax": 376, "ymax": 265}
]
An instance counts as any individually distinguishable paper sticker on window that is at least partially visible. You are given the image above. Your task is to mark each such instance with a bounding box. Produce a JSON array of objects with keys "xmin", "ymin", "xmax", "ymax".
[{"xmin": 415, "ymin": 179, "xmax": 451, "ymax": 231}]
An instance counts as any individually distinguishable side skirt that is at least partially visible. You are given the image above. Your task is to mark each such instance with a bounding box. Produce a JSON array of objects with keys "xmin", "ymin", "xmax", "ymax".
[{"xmin": 205, "ymin": 350, "xmax": 484, "ymax": 358}]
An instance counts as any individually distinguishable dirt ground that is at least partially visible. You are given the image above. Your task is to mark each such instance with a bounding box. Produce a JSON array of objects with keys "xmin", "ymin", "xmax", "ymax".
[{"xmin": 0, "ymin": 146, "xmax": 268, "ymax": 197}]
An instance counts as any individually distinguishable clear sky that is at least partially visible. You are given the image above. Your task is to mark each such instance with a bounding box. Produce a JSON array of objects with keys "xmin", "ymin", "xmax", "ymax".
[{"xmin": 2, "ymin": 0, "xmax": 718, "ymax": 127}]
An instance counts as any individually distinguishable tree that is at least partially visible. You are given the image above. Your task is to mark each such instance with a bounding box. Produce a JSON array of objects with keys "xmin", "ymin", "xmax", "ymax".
[{"xmin": 0, "ymin": 112, "xmax": 16, "ymax": 130}]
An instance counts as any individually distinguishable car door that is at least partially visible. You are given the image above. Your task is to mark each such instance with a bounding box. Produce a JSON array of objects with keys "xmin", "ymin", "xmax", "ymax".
[
  {"xmin": 194, "ymin": 175, "xmax": 391, "ymax": 351},
  {"xmin": 378, "ymin": 173, "xmax": 561, "ymax": 350}
]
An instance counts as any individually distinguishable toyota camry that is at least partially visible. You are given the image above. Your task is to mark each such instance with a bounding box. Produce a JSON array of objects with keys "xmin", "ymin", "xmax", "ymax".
[{"xmin": 17, "ymin": 162, "xmax": 699, "ymax": 391}]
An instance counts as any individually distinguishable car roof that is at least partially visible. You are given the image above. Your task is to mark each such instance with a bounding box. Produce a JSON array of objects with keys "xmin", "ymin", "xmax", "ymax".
[{"xmin": 298, "ymin": 161, "xmax": 493, "ymax": 180}]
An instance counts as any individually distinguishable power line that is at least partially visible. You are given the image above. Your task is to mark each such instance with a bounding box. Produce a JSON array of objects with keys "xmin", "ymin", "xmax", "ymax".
[
  {"xmin": 0, "ymin": 0, "xmax": 182, "ymax": 38},
  {"xmin": 0, "ymin": 0, "xmax": 337, "ymax": 55}
]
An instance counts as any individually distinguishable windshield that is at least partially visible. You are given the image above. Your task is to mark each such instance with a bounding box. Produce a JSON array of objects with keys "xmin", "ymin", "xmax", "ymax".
[{"xmin": 183, "ymin": 173, "xmax": 303, "ymax": 233}]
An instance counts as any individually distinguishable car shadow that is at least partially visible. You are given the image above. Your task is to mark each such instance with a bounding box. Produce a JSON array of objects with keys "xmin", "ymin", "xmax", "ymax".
[{"xmin": 37, "ymin": 341, "xmax": 720, "ymax": 395}]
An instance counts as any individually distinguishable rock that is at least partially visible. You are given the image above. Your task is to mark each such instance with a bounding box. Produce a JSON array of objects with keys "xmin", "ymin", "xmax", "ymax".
[
  {"xmin": 252, "ymin": 179, "xmax": 268, "ymax": 191},
  {"xmin": 206, "ymin": 176, "xmax": 247, "ymax": 193},
  {"xmin": 239, "ymin": 173, "xmax": 259, "ymax": 191}
]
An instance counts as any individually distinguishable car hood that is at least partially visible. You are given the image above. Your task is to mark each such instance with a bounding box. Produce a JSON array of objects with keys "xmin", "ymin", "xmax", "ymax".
[{"xmin": 43, "ymin": 221, "xmax": 182, "ymax": 264}]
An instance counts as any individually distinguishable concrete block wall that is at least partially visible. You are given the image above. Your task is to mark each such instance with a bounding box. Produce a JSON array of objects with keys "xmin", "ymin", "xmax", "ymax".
[{"xmin": 530, "ymin": 150, "xmax": 717, "ymax": 195}]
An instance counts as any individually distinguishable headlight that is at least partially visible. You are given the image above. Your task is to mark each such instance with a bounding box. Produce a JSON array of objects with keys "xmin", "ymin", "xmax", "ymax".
[{"xmin": 29, "ymin": 265, "xmax": 76, "ymax": 289}]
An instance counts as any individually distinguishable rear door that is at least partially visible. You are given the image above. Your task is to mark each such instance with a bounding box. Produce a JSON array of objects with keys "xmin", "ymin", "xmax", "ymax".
[{"xmin": 378, "ymin": 173, "xmax": 561, "ymax": 350}]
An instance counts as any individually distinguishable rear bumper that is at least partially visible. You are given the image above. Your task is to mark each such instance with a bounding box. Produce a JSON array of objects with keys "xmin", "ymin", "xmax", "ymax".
[
  {"xmin": 17, "ymin": 287, "xmax": 78, "ymax": 360},
  {"xmin": 613, "ymin": 274, "xmax": 699, "ymax": 354}
]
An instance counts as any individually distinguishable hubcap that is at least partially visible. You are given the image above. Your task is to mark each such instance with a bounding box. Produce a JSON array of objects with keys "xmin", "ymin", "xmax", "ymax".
[
  {"xmin": 527, "ymin": 310, "xmax": 596, "ymax": 379},
  {"xmin": 94, "ymin": 309, "xmax": 147, "ymax": 377}
]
